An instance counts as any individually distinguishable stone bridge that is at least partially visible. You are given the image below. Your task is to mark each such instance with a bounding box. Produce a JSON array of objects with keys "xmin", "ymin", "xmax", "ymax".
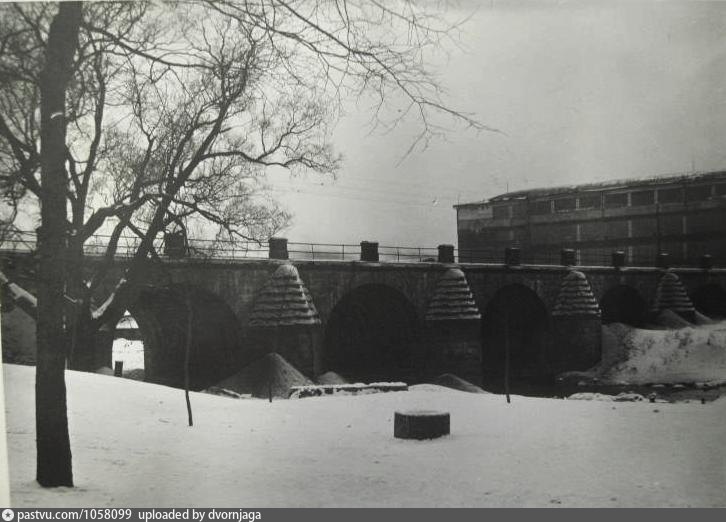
[{"xmin": 2, "ymin": 243, "xmax": 726, "ymax": 392}]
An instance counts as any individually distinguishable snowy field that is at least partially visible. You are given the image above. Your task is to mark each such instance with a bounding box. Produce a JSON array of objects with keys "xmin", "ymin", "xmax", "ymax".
[
  {"xmin": 3, "ymin": 363, "xmax": 726, "ymax": 507},
  {"xmin": 111, "ymin": 339, "xmax": 145, "ymax": 376}
]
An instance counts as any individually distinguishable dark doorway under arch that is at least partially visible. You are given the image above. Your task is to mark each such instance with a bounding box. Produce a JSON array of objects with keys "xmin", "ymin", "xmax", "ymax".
[
  {"xmin": 128, "ymin": 284, "xmax": 240, "ymax": 390},
  {"xmin": 600, "ymin": 285, "xmax": 649, "ymax": 326},
  {"xmin": 481, "ymin": 284, "xmax": 550, "ymax": 392},
  {"xmin": 692, "ymin": 284, "xmax": 726, "ymax": 319},
  {"xmin": 323, "ymin": 284, "xmax": 420, "ymax": 382}
]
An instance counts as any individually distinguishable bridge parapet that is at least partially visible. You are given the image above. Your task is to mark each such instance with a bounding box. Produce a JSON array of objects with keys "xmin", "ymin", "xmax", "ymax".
[{"xmin": 2, "ymin": 230, "xmax": 724, "ymax": 268}]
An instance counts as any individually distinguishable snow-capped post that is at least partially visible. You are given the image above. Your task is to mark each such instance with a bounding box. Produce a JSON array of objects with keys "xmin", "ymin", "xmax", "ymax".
[
  {"xmin": 505, "ymin": 247, "xmax": 521, "ymax": 266},
  {"xmin": 612, "ymin": 250, "xmax": 626, "ymax": 269},
  {"xmin": 394, "ymin": 410, "xmax": 450, "ymax": 440},
  {"xmin": 657, "ymin": 252, "xmax": 670, "ymax": 269},
  {"xmin": 437, "ymin": 244, "xmax": 455, "ymax": 264},
  {"xmin": 360, "ymin": 241, "xmax": 379, "ymax": 262},
  {"xmin": 560, "ymin": 248, "xmax": 576, "ymax": 267},
  {"xmin": 268, "ymin": 237, "xmax": 289, "ymax": 260}
]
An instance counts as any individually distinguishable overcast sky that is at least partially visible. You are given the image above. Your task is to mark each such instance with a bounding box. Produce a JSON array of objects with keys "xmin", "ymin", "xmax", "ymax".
[{"xmin": 267, "ymin": 0, "xmax": 726, "ymax": 248}]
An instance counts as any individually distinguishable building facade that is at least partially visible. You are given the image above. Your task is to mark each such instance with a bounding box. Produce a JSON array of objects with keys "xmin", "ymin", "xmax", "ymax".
[{"xmin": 455, "ymin": 171, "xmax": 726, "ymax": 266}]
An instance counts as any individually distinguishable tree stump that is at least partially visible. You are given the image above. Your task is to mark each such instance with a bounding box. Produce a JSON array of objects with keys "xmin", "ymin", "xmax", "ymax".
[{"xmin": 394, "ymin": 410, "xmax": 450, "ymax": 440}]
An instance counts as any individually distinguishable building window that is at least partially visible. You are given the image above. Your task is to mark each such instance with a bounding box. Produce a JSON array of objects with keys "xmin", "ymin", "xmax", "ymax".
[
  {"xmin": 631, "ymin": 190, "xmax": 655, "ymax": 206},
  {"xmin": 492, "ymin": 205, "xmax": 510, "ymax": 220},
  {"xmin": 686, "ymin": 185, "xmax": 712, "ymax": 202},
  {"xmin": 716, "ymin": 183, "xmax": 726, "ymax": 196},
  {"xmin": 604, "ymin": 192, "xmax": 628, "ymax": 208},
  {"xmin": 554, "ymin": 197, "xmax": 576, "ymax": 212},
  {"xmin": 658, "ymin": 187, "xmax": 683, "ymax": 204},
  {"xmin": 578, "ymin": 193, "xmax": 601, "ymax": 210},
  {"xmin": 529, "ymin": 200, "xmax": 552, "ymax": 215}
]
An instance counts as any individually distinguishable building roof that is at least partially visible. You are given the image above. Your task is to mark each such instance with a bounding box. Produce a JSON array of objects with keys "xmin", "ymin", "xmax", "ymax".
[{"xmin": 454, "ymin": 170, "xmax": 726, "ymax": 208}]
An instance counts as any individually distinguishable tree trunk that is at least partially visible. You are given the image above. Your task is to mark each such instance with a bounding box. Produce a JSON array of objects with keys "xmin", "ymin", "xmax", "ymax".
[
  {"xmin": 66, "ymin": 239, "xmax": 98, "ymax": 372},
  {"xmin": 184, "ymin": 288, "xmax": 194, "ymax": 427},
  {"xmin": 36, "ymin": 1, "xmax": 82, "ymax": 488},
  {"xmin": 504, "ymin": 310, "xmax": 511, "ymax": 404},
  {"xmin": 68, "ymin": 303, "xmax": 98, "ymax": 371}
]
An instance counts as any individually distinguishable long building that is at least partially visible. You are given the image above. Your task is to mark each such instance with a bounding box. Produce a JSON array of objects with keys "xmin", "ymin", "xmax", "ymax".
[{"xmin": 454, "ymin": 171, "xmax": 726, "ymax": 266}]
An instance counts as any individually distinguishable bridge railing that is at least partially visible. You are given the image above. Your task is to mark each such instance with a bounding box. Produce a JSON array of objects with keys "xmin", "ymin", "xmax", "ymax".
[
  {"xmin": 0, "ymin": 232, "xmax": 441, "ymax": 263},
  {"xmin": 0, "ymin": 230, "xmax": 718, "ymax": 268},
  {"xmin": 287, "ymin": 243, "xmax": 441, "ymax": 262}
]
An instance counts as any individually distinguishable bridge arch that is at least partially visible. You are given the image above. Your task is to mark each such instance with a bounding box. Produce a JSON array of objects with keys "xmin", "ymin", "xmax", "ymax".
[
  {"xmin": 691, "ymin": 284, "xmax": 726, "ymax": 319},
  {"xmin": 322, "ymin": 284, "xmax": 421, "ymax": 382},
  {"xmin": 599, "ymin": 285, "xmax": 649, "ymax": 326},
  {"xmin": 127, "ymin": 284, "xmax": 240, "ymax": 390},
  {"xmin": 480, "ymin": 283, "xmax": 551, "ymax": 391}
]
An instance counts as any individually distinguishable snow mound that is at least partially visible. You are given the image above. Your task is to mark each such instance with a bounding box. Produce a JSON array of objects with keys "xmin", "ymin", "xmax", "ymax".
[
  {"xmin": 601, "ymin": 323, "xmax": 629, "ymax": 367},
  {"xmin": 567, "ymin": 393, "xmax": 615, "ymax": 401},
  {"xmin": 316, "ymin": 371, "xmax": 348, "ymax": 385},
  {"xmin": 694, "ymin": 311, "xmax": 716, "ymax": 325},
  {"xmin": 431, "ymin": 373, "xmax": 488, "ymax": 394},
  {"xmin": 289, "ymin": 382, "xmax": 407, "ymax": 399},
  {"xmin": 408, "ymin": 383, "xmax": 464, "ymax": 394},
  {"xmin": 568, "ymin": 392, "xmax": 646, "ymax": 402},
  {"xmin": 204, "ymin": 387, "xmax": 252, "ymax": 399},
  {"xmin": 599, "ymin": 321, "xmax": 726, "ymax": 385},
  {"xmin": 209, "ymin": 352, "xmax": 313, "ymax": 399},
  {"xmin": 613, "ymin": 392, "xmax": 646, "ymax": 402},
  {"xmin": 654, "ymin": 309, "xmax": 692, "ymax": 329}
]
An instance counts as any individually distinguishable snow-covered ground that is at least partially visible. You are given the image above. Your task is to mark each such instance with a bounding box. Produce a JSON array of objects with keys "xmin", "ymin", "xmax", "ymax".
[
  {"xmin": 600, "ymin": 320, "xmax": 726, "ymax": 385},
  {"xmin": 111, "ymin": 339, "xmax": 144, "ymax": 372},
  {"xmin": 4, "ymin": 364, "xmax": 726, "ymax": 507}
]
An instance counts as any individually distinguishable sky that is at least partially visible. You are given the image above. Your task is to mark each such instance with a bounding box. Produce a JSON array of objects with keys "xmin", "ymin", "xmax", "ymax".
[{"xmin": 266, "ymin": 0, "xmax": 726, "ymax": 248}]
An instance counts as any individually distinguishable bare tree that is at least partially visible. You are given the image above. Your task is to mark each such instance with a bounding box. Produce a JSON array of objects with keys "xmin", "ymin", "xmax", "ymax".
[
  {"xmin": 0, "ymin": 0, "xmax": 488, "ymax": 487},
  {"xmin": 35, "ymin": 1, "xmax": 82, "ymax": 487}
]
